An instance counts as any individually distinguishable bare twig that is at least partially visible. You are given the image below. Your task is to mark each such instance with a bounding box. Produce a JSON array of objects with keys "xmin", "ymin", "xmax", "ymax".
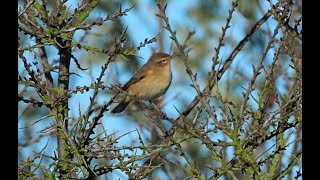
[
  {"xmin": 18, "ymin": 0, "xmax": 36, "ymax": 17},
  {"xmin": 38, "ymin": 46, "xmax": 55, "ymax": 100}
]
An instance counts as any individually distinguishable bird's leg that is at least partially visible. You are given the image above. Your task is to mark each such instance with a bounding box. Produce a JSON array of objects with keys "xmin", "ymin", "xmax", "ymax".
[{"xmin": 149, "ymin": 100, "xmax": 160, "ymax": 111}]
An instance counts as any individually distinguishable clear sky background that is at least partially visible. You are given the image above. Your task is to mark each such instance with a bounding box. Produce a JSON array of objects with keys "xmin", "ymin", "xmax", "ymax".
[{"xmin": 18, "ymin": 0, "xmax": 301, "ymax": 179}]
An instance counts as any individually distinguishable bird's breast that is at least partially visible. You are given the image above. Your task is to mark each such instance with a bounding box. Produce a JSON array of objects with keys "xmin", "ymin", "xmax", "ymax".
[{"xmin": 127, "ymin": 66, "xmax": 172, "ymax": 100}]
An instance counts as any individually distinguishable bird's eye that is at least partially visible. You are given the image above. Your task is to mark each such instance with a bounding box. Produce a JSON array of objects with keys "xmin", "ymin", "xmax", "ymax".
[{"xmin": 161, "ymin": 59, "xmax": 167, "ymax": 63}]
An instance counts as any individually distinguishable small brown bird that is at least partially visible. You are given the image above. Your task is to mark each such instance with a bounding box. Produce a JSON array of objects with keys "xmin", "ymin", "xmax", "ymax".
[{"xmin": 111, "ymin": 52, "xmax": 173, "ymax": 113}]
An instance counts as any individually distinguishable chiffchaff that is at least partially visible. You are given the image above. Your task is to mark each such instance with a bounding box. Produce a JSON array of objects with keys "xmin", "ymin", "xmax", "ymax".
[{"xmin": 111, "ymin": 52, "xmax": 173, "ymax": 113}]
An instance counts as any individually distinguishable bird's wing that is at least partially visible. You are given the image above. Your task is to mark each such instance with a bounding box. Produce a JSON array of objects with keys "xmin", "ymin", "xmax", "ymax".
[{"xmin": 122, "ymin": 65, "xmax": 150, "ymax": 91}]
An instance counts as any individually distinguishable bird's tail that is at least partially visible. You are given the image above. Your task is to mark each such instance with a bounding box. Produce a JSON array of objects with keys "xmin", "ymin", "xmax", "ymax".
[{"xmin": 111, "ymin": 100, "xmax": 130, "ymax": 113}]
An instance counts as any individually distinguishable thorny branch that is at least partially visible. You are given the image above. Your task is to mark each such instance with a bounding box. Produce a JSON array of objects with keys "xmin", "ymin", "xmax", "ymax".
[{"xmin": 18, "ymin": 0, "xmax": 301, "ymax": 179}]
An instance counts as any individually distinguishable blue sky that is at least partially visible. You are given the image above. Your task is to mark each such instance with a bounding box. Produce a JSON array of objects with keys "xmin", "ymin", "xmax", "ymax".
[{"xmin": 18, "ymin": 0, "xmax": 301, "ymax": 179}]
